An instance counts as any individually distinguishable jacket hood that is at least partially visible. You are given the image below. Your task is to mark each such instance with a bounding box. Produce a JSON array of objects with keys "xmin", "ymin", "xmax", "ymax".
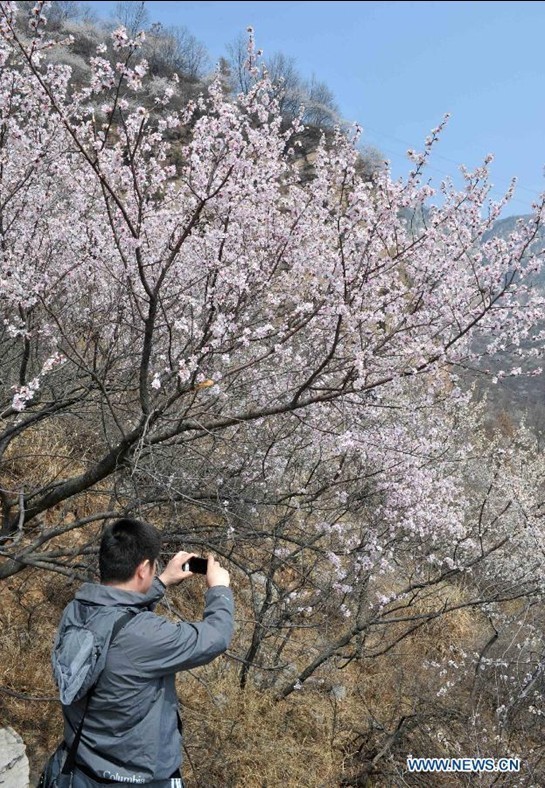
[{"xmin": 74, "ymin": 578, "xmax": 164, "ymax": 608}]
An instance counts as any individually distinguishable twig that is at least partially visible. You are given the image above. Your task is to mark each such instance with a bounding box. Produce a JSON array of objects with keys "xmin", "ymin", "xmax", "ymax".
[{"xmin": 0, "ymin": 685, "xmax": 57, "ymax": 703}]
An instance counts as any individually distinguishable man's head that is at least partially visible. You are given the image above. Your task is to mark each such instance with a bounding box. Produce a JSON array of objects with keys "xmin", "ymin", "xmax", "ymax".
[{"xmin": 99, "ymin": 518, "xmax": 161, "ymax": 591}]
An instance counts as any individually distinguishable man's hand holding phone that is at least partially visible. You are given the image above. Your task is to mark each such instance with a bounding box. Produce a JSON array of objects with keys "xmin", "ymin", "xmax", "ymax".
[
  {"xmin": 182, "ymin": 555, "xmax": 229, "ymax": 588},
  {"xmin": 205, "ymin": 555, "xmax": 230, "ymax": 588},
  {"xmin": 160, "ymin": 551, "xmax": 229, "ymax": 588},
  {"xmin": 159, "ymin": 551, "xmax": 197, "ymax": 587}
]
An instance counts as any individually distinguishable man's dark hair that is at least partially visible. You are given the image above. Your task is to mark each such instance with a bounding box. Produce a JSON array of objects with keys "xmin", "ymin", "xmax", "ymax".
[{"xmin": 99, "ymin": 518, "xmax": 162, "ymax": 583}]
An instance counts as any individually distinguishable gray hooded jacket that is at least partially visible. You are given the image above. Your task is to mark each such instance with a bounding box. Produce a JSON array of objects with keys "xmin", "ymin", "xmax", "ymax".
[{"xmin": 52, "ymin": 577, "xmax": 234, "ymax": 783}]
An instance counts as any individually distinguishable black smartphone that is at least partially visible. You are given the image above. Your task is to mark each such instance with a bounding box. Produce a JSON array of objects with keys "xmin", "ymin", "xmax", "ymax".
[{"xmin": 182, "ymin": 556, "xmax": 208, "ymax": 574}]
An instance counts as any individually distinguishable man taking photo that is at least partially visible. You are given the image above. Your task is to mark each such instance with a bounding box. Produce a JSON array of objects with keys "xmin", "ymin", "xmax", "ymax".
[{"xmin": 51, "ymin": 517, "xmax": 234, "ymax": 786}]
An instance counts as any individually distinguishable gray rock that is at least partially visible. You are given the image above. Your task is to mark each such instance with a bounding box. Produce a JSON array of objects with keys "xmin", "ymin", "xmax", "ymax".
[
  {"xmin": 331, "ymin": 684, "xmax": 347, "ymax": 701},
  {"xmin": 0, "ymin": 727, "xmax": 30, "ymax": 788}
]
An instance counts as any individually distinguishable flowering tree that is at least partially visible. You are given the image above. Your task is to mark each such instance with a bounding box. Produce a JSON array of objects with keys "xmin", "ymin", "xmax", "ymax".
[{"xmin": 1, "ymin": 3, "xmax": 545, "ymax": 742}]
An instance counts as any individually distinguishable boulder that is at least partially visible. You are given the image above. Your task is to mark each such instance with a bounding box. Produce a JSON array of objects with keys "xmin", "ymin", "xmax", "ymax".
[{"xmin": 0, "ymin": 727, "xmax": 30, "ymax": 787}]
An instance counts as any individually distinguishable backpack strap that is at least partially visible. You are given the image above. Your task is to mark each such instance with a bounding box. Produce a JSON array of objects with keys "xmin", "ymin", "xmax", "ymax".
[
  {"xmin": 62, "ymin": 609, "xmax": 137, "ymax": 775},
  {"xmin": 110, "ymin": 609, "xmax": 137, "ymax": 642}
]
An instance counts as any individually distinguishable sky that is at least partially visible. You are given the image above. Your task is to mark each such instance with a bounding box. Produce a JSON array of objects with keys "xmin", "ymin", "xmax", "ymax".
[{"xmin": 84, "ymin": 1, "xmax": 545, "ymax": 217}]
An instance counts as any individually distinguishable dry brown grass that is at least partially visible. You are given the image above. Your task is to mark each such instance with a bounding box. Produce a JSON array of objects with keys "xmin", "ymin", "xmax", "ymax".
[
  {"xmin": 1, "ymin": 420, "xmax": 117, "ymax": 576},
  {"xmin": 3, "ymin": 419, "xmax": 88, "ymax": 492},
  {"xmin": 0, "ymin": 570, "xmax": 73, "ymax": 784},
  {"xmin": 180, "ymin": 672, "xmax": 340, "ymax": 787}
]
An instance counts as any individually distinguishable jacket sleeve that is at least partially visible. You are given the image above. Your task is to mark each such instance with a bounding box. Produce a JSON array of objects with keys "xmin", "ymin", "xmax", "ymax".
[{"xmin": 124, "ymin": 586, "xmax": 234, "ymax": 677}]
